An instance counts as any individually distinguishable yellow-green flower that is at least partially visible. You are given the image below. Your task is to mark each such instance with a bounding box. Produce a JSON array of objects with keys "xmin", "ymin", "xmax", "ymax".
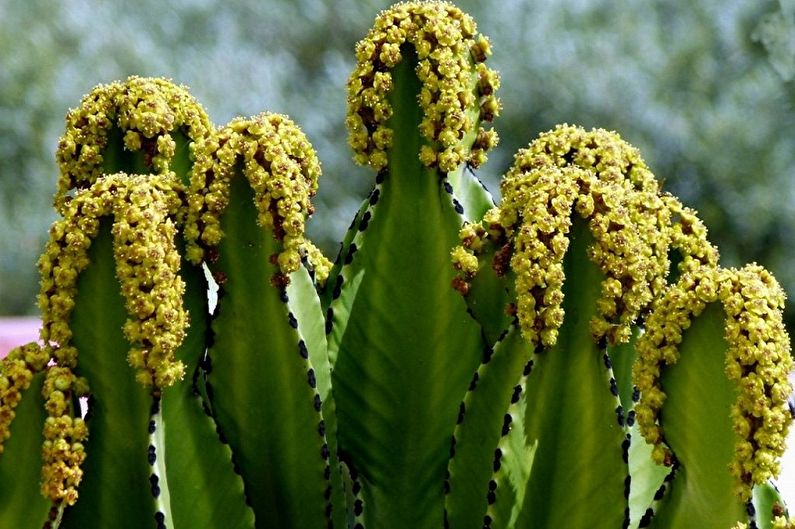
[
  {"xmin": 346, "ymin": 1, "xmax": 500, "ymax": 173},
  {"xmin": 186, "ymin": 113, "xmax": 330, "ymax": 285},
  {"xmin": 55, "ymin": 76, "xmax": 213, "ymax": 212},
  {"xmin": 39, "ymin": 173, "xmax": 187, "ymax": 388}
]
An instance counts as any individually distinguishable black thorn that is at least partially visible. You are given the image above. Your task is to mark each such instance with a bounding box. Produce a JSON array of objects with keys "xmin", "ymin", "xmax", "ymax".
[
  {"xmin": 369, "ymin": 188, "xmax": 381, "ymax": 205},
  {"xmin": 333, "ymin": 274, "xmax": 344, "ymax": 300},
  {"xmin": 469, "ymin": 372, "xmax": 479, "ymax": 391},
  {"xmin": 632, "ymin": 386, "xmax": 640, "ymax": 402},
  {"xmin": 298, "ymin": 340, "xmax": 309, "ymax": 359},
  {"xmin": 148, "ymin": 445, "xmax": 156, "ymax": 465},
  {"xmin": 457, "ymin": 402, "xmax": 466, "ymax": 424},
  {"xmin": 314, "ymin": 394, "xmax": 322, "ymax": 412},
  {"xmin": 325, "ymin": 307, "xmax": 334, "ymax": 334},
  {"xmin": 603, "ymin": 353, "xmax": 612, "ymax": 369},
  {"xmin": 345, "ymin": 243, "xmax": 358, "ymax": 265},
  {"xmin": 288, "ymin": 312, "xmax": 298, "ymax": 329},
  {"xmin": 511, "ymin": 385, "xmax": 522, "ymax": 404},
  {"xmin": 308, "ymin": 368, "xmax": 317, "ymax": 388},
  {"xmin": 653, "ymin": 484, "xmax": 666, "ymax": 501},
  {"xmin": 453, "ymin": 199, "xmax": 464, "ymax": 215},
  {"xmin": 501, "ymin": 413, "xmax": 512, "ymax": 436},
  {"xmin": 638, "ymin": 508, "xmax": 653, "ymax": 527},
  {"xmin": 358, "ymin": 210, "xmax": 371, "ymax": 231},
  {"xmin": 609, "ymin": 378, "xmax": 619, "ymax": 397},
  {"xmin": 493, "ymin": 448, "xmax": 502, "ymax": 472},
  {"xmin": 616, "ymin": 405, "xmax": 625, "ymax": 427},
  {"xmin": 523, "ymin": 360, "xmax": 534, "ymax": 377},
  {"xmin": 148, "ymin": 420, "xmax": 156, "ymax": 434}
]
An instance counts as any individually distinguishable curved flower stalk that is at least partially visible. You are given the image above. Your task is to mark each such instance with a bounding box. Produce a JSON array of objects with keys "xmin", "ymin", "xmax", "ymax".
[
  {"xmin": 633, "ymin": 264, "xmax": 792, "ymax": 527},
  {"xmin": 55, "ymin": 76, "xmax": 213, "ymax": 209},
  {"xmin": 187, "ymin": 113, "xmax": 344, "ymax": 528},
  {"xmin": 346, "ymin": 1, "xmax": 499, "ymax": 173},
  {"xmin": 327, "ymin": 3, "xmax": 504, "ymax": 527},
  {"xmin": 39, "ymin": 173, "xmax": 187, "ymax": 388}
]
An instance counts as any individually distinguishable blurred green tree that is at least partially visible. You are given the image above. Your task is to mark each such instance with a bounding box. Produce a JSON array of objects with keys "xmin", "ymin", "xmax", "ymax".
[{"xmin": 1, "ymin": 0, "xmax": 793, "ymax": 331}]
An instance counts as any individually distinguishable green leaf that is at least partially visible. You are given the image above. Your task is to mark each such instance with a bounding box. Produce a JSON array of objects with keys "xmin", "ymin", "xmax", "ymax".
[
  {"xmin": 206, "ymin": 173, "xmax": 338, "ymax": 528},
  {"xmin": 486, "ymin": 220, "xmax": 629, "ymax": 529},
  {"xmin": 445, "ymin": 325, "xmax": 535, "ymax": 529},
  {"xmin": 328, "ymin": 48, "xmax": 485, "ymax": 528},
  {"xmin": 647, "ymin": 303, "xmax": 746, "ymax": 528},
  {"xmin": 626, "ymin": 423, "xmax": 670, "ymax": 529},
  {"xmin": 157, "ymin": 256, "xmax": 255, "ymax": 529},
  {"xmin": 0, "ymin": 371, "xmax": 54, "ymax": 528},
  {"xmin": 753, "ymin": 480, "xmax": 790, "ymax": 529},
  {"xmin": 59, "ymin": 221, "xmax": 155, "ymax": 529}
]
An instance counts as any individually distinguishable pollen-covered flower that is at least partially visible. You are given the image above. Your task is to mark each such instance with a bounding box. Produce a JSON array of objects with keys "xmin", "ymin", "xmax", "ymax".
[
  {"xmin": 346, "ymin": 1, "xmax": 500, "ymax": 173},
  {"xmin": 185, "ymin": 113, "xmax": 330, "ymax": 285},
  {"xmin": 0, "ymin": 343, "xmax": 51, "ymax": 454},
  {"xmin": 455, "ymin": 125, "xmax": 671, "ymax": 347},
  {"xmin": 40, "ymin": 365, "xmax": 89, "ymax": 505},
  {"xmin": 634, "ymin": 264, "xmax": 792, "ymax": 502},
  {"xmin": 38, "ymin": 173, "xmax": 188, "ymax": 388},
  {"xmin": 55, "ymin": 76, "xmax": 213, "ymax": 212}
]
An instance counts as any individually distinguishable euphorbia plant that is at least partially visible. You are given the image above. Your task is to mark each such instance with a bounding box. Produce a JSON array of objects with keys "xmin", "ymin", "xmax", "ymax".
[{"xmin": 0, "ymin": 3, "xmax": 792, "ymax": 529}]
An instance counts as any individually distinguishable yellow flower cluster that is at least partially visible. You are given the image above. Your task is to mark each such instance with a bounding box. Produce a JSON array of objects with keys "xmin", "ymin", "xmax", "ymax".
[
  {"xmin": 55, "ymin": 76, "xmax": 212, "ymax": 211},
  {"xmin": 453, "ymin": 125, "xmax": 671, "ymax": 346},
  {"xmin": 0, "ymin": 343, "xmax": 51, "ymax": 454},
  {"xmin": 346, "ymin": 1, "xmax": 500, "ymax": 173},
  {"xmin": 39, "ymin": 174, "xmax": 188, "ymax": 387},
  {"xmin": 634, "ymin": 264, "xmax": 792, "ymax": 501},
  {"xmin": 186, "ymin": 113, "xmax": 330, "ymax": 285},
  {"xmin": 40, "ymin": 365, "xmax": 89, "ymax": 505}
]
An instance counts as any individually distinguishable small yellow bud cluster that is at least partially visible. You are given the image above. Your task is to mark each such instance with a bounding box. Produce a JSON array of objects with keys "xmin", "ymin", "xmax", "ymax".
[
  {"xmin": 346, "ymin": 1, "xmax": 500, "ymax": 173},
  {"xmin": 0, "ymin": 343, "xmax": 51, "ymax": 454},
  {"xmin": 724, "ymin": 266, "xmax": 792, "ymax": 500},
  {"xmin": 634, "ymin": 264, "xmax": 792, "ymax": 501},
  {"xmin": 186, "ymin": 113, "xmax": 330, "ymax": 285},
  {"xmin": 39, "ymin": 174, "xmax": 188, "ymax": 387},
  {"xmin": 452, "ymin": 125, "xmax": 671, "ymax": 347},
  {"xmin": 40, "ymin": 365, "xmax": 89, "ymax": 506},
  {"xmin": 663, "ymin": 193, "xmax": 720, "ymax": 272},
  {"xmin": 55, "ymin": 76, "xmax": 212, "ymax": 211}
]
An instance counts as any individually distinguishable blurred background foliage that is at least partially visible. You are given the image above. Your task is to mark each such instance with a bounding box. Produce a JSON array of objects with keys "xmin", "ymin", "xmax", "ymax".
[{"xmin": 1, "ymin": 0, "xmax": 793, "ymax": 331}]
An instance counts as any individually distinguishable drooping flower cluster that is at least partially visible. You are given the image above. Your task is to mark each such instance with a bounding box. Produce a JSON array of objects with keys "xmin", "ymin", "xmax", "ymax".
[
  {"xmin": 55, "ymin": 76, "xmax": 212, "ymax": 210},
  {"xmin": 346, "ymin": 1, "xmax": 500, "ymax": 172},
  {"xmin": 0, "ymin": 343, "xmax": 51, "ymax": 453},
  {"xmin": 453, "ymin": 125, "xmax": 670, "ymax": 347},
  {"xmin": 634, "ymin": 264, "xmax": 792, "ymax": 501},
  {"xmin": 40, "ymin": 365, "xmax": 89, "ymax": 505},
  {"xmin": 186, "ymin": 113, "xmax": 330, "ymax": 285},
  {"xmin": 38, "ymin": 173, "xmax": 188, "ymax": 387}
]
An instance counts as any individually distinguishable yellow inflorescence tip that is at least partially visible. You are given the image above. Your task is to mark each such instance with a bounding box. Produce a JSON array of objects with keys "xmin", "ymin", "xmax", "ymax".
[
  {"xmin": 634, "ymin": 264, "xmax": 792, "ymax": 502},
  {"xmin": 38, "ymin": 173, "xmax": 187, "ymax": 388},
  {"xmin": 346, "ymin": 1, "xmax": 500, "ymax": 173},
  {"xmin": 40, "ymin": 365, "xmax": 89, "ymax": 505},
  {"xmin": 0, "ymin": 342, "xmax": 51, "ymax": 454},
  {"xmin": 186, "ymin": 113, "xmax": 327, "ymax": 285},
  {"xmin": 453, "ymin": 125, "xmax": 672, "ymax": 348},
  {"xmin": 55, "ymin": 76, "xmax": 213, "ymax": 212}
]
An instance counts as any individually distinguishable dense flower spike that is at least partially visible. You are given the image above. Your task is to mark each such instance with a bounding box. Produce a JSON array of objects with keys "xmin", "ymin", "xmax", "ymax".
[
  {"xmin": 54, "ymin": 76, "xmax": 212, "ymax": 211},
  {"xmin": 453, "ymin": 125, "xmax": 670, "ymax": 347},
  {"xmin": 634, "ymin": 264, "xmax": 793, "ymax": 501},
  {"xmin": 40, "ymin": 365, "xmax": 89, "ymax": 506},
  {"xmin": 0, "ymin": 343, "xmax": 50, "ymax": 454},
  {"xmin": 346, "ymin": 1, "xmax": 500, "ymax": 172},
  {"xmin": 38, "ymin": 173, "xmax": 188, "ymax": 387},
  {"xmin": 185, "ymin": 113, "xmax": 330, "ymax": 285}
]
